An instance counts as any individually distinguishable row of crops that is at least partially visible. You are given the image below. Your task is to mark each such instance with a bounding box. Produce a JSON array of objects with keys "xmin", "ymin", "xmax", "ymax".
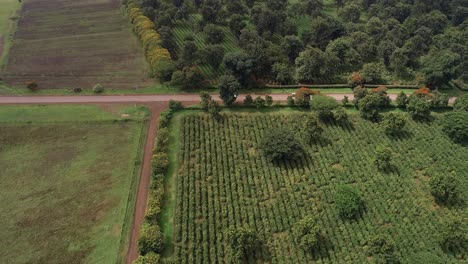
[{"xmin": 169, "ymin": 112, "xmax": 466, "ymax": 263}]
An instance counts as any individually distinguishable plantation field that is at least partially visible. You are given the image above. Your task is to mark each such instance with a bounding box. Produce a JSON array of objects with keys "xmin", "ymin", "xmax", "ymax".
[
  {"xmin": 1, "ymin": 0, "xmax": 152, "ymax": 89},
  {"xmin": 169, "ymin": 110, "xmax": 467, "ymax": 263},
  {"xmin": 0, "ymin": 105, "xmax": 148, "ymax": 263}
]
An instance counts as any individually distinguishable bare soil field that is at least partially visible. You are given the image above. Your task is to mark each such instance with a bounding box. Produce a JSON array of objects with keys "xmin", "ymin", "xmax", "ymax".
[{"xmin": 1, "ymin": 0, "xmax": 152, "ymax": 89}]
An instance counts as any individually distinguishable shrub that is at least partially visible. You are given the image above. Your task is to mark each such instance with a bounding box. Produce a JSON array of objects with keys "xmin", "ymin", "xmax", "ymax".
[
  {"xmin": 303, "ymin": 115, "xmax": 323, "ymax": 143},
  {"xmin": 134, "ymin": 252, "xmax": 161, "ymax": 264},
  {"xmin": 199, "ymin": 92, "xmax": 212, "ymax": 110},
  {"xmin": 293, "ymin": 216, "xmax": 322, "ymax": 252},
  {"xmin": 335, "ymin": 185, "xmax": 363, "ymax": 219},
  {"xmin": 155, "ymin": 128, "xmax": 169, "ymax": 152},
  {"xmin": 440, "ymin": 215, "xmax": 467, "ymax": 253},
  {"xmin": 352, "ymin": 86, "xmax": 368, "ymax": 106},
  {"xmin": 407, "ymin": 95, "xmax": 431, "ymax": 120},
  {"xmin": 265, "ymin": 95, "xmax": 273, "ymax": 106},
  {"xmin": 254, "ymin": 96, "xmax": 266, "ymax": 108},
  {"xmin": 439, "ymin": 111, "xmax": 468, "ymax": 143},
  {"xmin": 152, "ymin": 152, "xmax": 169, "ymax": 174},
  {"xmin": 368, "ymin": 234, "xmax": 398, "ymax": 263},
  {"xmin": 430, "ymin": 173, "xmax": 462, "ymax": 205},
  {"xmin": 93, "ymin": 84, "xmax": 104, "ymax": 93},
  {"xmin": 218, "ymin": 75, "xmax": 240, "ymax": 106},
  {"xmin": 312, "ymin": 95, "xmax": 339, "ymax": 121},
  {"xmin": 348, "ymin": 72, "xmax": 363, "ymax": 87},
  {"xmin": 260, "ymin": 128, "xmax": 304, "ymax": 161},
  {"xmin": 430, "ymin": 91, "xmax": 449, "ymax": 108},
  {"xmin": 287, "ymin": 95, "xmax": 295, "ymax": 106},
  {"xmin": 26, "ymin": 81, "xmax": 38, "ymax": 92},
  {"xmin": 341, "ymin": 96, "xmax": 349, "ymax": 106},
  {"xmin": 207, "ymin": 100, "xmax": 221, "ymax": 118},
  {"xmin": 374, "ymin": 146, "xmax": 392, "ymax": 171},
  {"xmin": 145, "ymin": 190, "xmax": 162, "ymax": 223},
  {"xmin": 453, "ymin": 94, "xmax": 468, "ymax": 111},
  {"xmin": 168, "ymin": 100, "xmax": 183, "ymax": 111},
  {"xmin": 296, "ymin": 87, "xmax": 319, "ymax": 107},
  {"xmin": 414, "ymin": 87, "xmax": 431, "ymax": 97},
  {"xmin": 138, "ymin": 223, "xmax": 165, "ymax": 255},
  {"xmin": 226, "ymin": 226, "xmax": 257, "ymax": 263},
  {"xmin": 334, "ymin": 107, "xmax": 349, "ymax": 125},
  {"xmin": 358, "ymin": 94, "xmax": 381, "ymax": 121},
  {"xmin": 243, "ymin": 94, "xmax": 253, "ymax": 106},
  {"xmin": 382, "ymin": 112, "xmax": 407, "ymax": 135},
  {"xmin": 396, "ymin": 91, "xmax": 408, "ymax": 108},
  {"xmin": 73, "ymin": 88, "xmax": 82, "ymax": 93}
]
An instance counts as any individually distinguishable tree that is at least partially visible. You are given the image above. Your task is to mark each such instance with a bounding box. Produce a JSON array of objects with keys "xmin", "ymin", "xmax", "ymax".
[
  {"xmin": 303, "ymin": 115, "xmax": 323, "ymax": 143},
  {"xmin": 295, "ymin": 47, "xmax": 338, "ymax": 83},
  {"xmin": 334, "ymin": 107, "xmax": 349, "ymax": 125},
  {"xmin": 358, "ymin": 94, "xmax": 381, "ymax": 121},
  {"xmin": 229, "ymin": 14, "xmax": 247, "ymax": 37},
  {"xmin": 308, "ymin": 16, "xmax": 344, "ymax": 49},
  {"xmin": 430, "ymin": 91, "xmax": 449, "ymax": 108},
  {"xmin": 300, "ymin": 0, "xmax": 323, "ymax": 16},
  {"xmin": 223, "ymin": 52, "xmax": 254, "ymax": 86},
  {"xmin": 199, "ymin": 92, "xmax": 212, "ymax": 109},
  {"xmin": 226, "ymin": 226, "xmax": 257, "ymax": 263},
  {"xmin": 168, "ymin": 100, "xmax": 183, "ymax": 111},
  {"xmin": 430, "ymin": 173, "xmax": 463, "ymax": 205},
  {"xmin": 265, "ymin": 95, "xmax": 273, "ymax": 106},
  {"xmin": 207, "ymin": 99, "xmax": 221, "ymax": 118},
  {"xmin": 260, "ymin": 128, "xmax": 304, "ymax": 161},
  {"xmin": 338, "ymin": 3, "xmax": 361, "ymax": 23},
  {"xmin": 200, "ymin": 45, "xmax": 224, "ymax": 68},
  {"xmin": 138, "ymin": 223, "xmax": 165, "ymax": 255},
  {"xmin": 272, "ymin": 63, "xmax": 294, "ymax": 84},
  {"xmin": 154, "ymin": 60, "xmax": 176, "ymax": 83},
  {"xmin": 352, "ymin": 85, "xmax": 367, "ymax": 105},
  {"xmin": 281, "ymin": 35, "xmax": 303, "ymax": 62},
  {"xmin": 287, "ymin": 96, "xmax": 295, "ymax": 106},
  {"xmin": 204, "ymin": 24, "xmax": 224, "ymax": 44},
  {"xmin": 293, "ymin": 216, "xmax": 322, "ymax": 252},
  {"xmin": 134, "ymin": 252, "xmax": 161, "ymax": 264},
  {"xmin": 93, "ymin": 84, "xmax": 104, "ymax": 93},
  {"xmin": 453, "ymin": 94, "xmax": 468, "ymax": 112},
  {"xmin": 254, "ymin": 96, "xmax": 266, "ymax": 108},
  {"xmin": 181, "ymin": 40, "xmax": 198, "ymax": 65},
  {"xmin": 171, "ymin": 67, "xmax": 205, "ymax": 90},
  {"xmin": 311, "ymin": 95, "xmax": 339, "ymax": 121},
  {"xmin": 218, "ymin": 75, "xmax": 240, "ymax": 106},
  {"xmin": 421, "ymin": 50, "xmax": 463, "ymax": 88},
  {"xmin": 382, "ymin": 112, "xmax": 407, "ymax": 135},
  {"xmin": 440, "ymin": 215, "xmax": 467, "ymax": 253},
  {"xmin": 341, "ymin": 96, "xmax": 349, "ymax": 106},
  {"xmin": 374, "ymin": 146, "xmax": 392, "ymax": 171},
  {"xmin": 361, "ymin": 62, "xmax": 386, "ymax": 84},
  {"xmin": 406, "ymin": 95, "xmax": 431, "ymax": 120},
  {"xmin": 243, "ymin": 94, "xmax": 253, "ymax": 106},
  {"xmin": 368, "ymin": 234, "xmax": 398, "ymax": 263},
  {"xmin": 335, "ymin": 185, "xmax": 363, "ymax": 219},
  {"xmin": 396, "ymin": 92, "xmax": 408, "ymax": 109}
]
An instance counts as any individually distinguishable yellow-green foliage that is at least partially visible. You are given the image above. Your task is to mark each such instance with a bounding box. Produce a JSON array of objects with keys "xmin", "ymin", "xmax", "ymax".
[{"xmin": 126, "ymin": 2, "xmax": 172, "ymax": 72}]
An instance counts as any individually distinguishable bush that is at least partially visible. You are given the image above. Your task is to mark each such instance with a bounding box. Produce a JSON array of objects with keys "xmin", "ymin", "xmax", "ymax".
[
  {"xmin": 382, "ymin": 112, "xmax": 407, "ymax": 135},
  {"xmin": 358, "ymin": 94, "xmax": 381, "ymax": 121},
  {"xmin": 453, "ymin": 94, "xmax": 468, "ymax": 111},
  {"xmin": 396, "ymin": 91, "xmax": 408, "ymax": 108},
  {"xmin": 168, "ymin": 100, "xmax": 183, "ymax": 111},
  {"xmin": 155, "ymin": 128, "xmax": 169, "ymax": 152},
  {"xmin": 303, "ymin": 115, "xmax": 323, "ymax": 143},
  {"xmin": 93, "ymin": 84, "xmax": 104, "ymax": 93},
  {"xmin": 152, "ymin": 152, "xmax": 169, "ymax": 174},
  {"xmin": 254, "ymin": 96, "xmax": 266, "ymax": 108},
  {"xmin": 226, "ymin": 226, "xmax": 257, "ymax": 263},
  {"xmin": 134, "ymin": 252, "xmax": 161, "ymax": 264},
  {"xmin": 311, "ymin": 95, "xmax": 339, "ymax": 121},
  {"xmin": 26, "ymin": 81, "xmax": 39, "ymax": 92},
  {"xmin": 260, "ymin": 128, "xmax": 304, "ymax": 161},
  {"xmin": 352, "ymin": 86, "xmax": 368, "ymax": 106},
  {"xmin": 138, "ymin": 223, "xmax": 165, "ymax": 255},
  {"xmin": 243, "ymin": 94, "xmax": 253, "ymax": 106},
  {"xmin": 265, "ymin": 95, "xmax": 273, "ymax": 106},
  {"xmin": 207, "ymin": 99, "xmax": 221, "ymax": 118},
  {"xmin": 287, "ymin": 95, "xmax": 295, "ymax": 106},
  {"xmin": 440, "ymin": 215, "xmax": 467, "ymax": 253},
  {"xmin": 341, "ymin": 96, "xmax": 349, "ymax": 106},
  {"xmin": 407, "ymin": 95, "xmax": 431, "ymax": 120},
  {"xmin": 199, "ymin": 92, "xmax": 212, "ymax": 110},
  {"xmin": 439, "ymin": 111, "xmax": 468, "ymax": 143},
  {"xmin": 293, "ymin": 216, "xmax": 322, "ymax": 252},
  {"xmin": 430, "ymin": 173, "xmax": 462, "ymax": 205},
  {"xmin": 334, "ymin": 107, "xmax": 349, "ymax": 125},
  {"xmin": 430, "ymin": 91, "xmax": 449, "ymax": 108},
  {"xmin": 374, "ymin": 146, "xmax": 392, "ymax": 171},
  {"xmin": 145, "ymin": 189, "xmax": 162, "ymax": 223},
  {"xmin": 335, "ymin": 185, "xmax": 363, "ymax": 219},
  {"xmin": 218, "ymin": 75, "xmax": 240, "ymax": 106},
  {"xmin": 73, "ymin": 88, "xmax": 82, "ymax": 93},
  {"xmin": 368, "ymin": 234, "xmax": 398, "ymax": 263}
]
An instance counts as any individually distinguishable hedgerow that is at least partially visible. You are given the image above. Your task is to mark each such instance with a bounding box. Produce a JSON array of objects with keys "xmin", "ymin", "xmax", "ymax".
[{"xmin": 170, "ymin": 112, "xmax": 466, "ymax": 263}]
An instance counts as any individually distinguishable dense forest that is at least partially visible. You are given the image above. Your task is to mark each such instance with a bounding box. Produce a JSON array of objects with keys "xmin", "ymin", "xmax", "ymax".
[{"xmin": 127, "ymin": 0, "xmax": 467, "ymax": 89}]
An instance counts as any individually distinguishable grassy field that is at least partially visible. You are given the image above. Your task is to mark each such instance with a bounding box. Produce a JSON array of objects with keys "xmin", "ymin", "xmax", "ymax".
[
  {"xmin": 164, "ymin": 109, "xmax": 466, "ymax": 263},
  {"xmin": 0, "ymin": 104, "xmax": 149, "ymax": 263},
  {"xmin": 1, "ymin": 0, "xmax": 152, "ymax": 89},
  {"xmin": 0, "ymin": 0, "xmax": 20, "ymax": 67}
]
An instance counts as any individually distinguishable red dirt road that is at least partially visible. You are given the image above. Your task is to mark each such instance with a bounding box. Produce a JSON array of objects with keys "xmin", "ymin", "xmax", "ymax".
[{"xmin": 0, "ymin": 93, "xmax": 457, "ymax": 264}]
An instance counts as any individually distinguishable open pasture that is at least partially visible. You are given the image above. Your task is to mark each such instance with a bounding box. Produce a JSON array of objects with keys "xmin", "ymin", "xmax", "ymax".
[{"xmin": 2, "ymin": 0, "xmax": 152, "ymax": 89}]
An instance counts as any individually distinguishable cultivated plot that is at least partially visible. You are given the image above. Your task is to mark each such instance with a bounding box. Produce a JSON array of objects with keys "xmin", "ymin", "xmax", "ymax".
[{"xmin": 2, "ymin": 0, "xmax": 152, "ymax": 89}]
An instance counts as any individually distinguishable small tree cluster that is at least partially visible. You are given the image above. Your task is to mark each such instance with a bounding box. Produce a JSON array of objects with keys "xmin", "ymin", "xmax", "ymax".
[
  {"xmin": 218, "ymin": 75, "xmax": 240, "ymax": 106},
  {"xmin": 439, "ymin": 111, "xmax": 468, "ymax": 143},
  {"xmin": 226, "ymin": 226, "xmax": 257, "ymax": 263},
  {"xmin": 374, "ymin": 146, "xmax": 392, "ymax": 171},
  {"xmin": 260, "ymin": 128, "xmax": 304, "ymax": 161},
  {"xmin": 382, "ymin": 112, "xmax": 407, "ymax": 135},
  {"xmin": 430, "ymin": 173, "xmax": 463, "ymax": 205},
  {"xmin": 335, "ymin": 185, "xmax": 363, "ymax": 219},
  {"xmin": 312, "ymin": 95, "xmax": 339, "ymax": 121},
  {"xmin": 293, "ymin": 216, "xmax": 322, "ymax": 253},
  {"xmin": 453, "ymin": 94, "xmax": 468, "ymax": 112},
  {"xmin": 93, "ymin": 84, "xmax": 104, "ymax": 93},
  {"xmin": 138, "ymin": 223, "xmax": 165, "ymax": 255},
  {"xmin": 406, "ymin": 95, "xmax": 431, "ymax": 120},
  {"xmin": 199, "ymin": 92, "xmax": 212, "ymax": 110},
  {"xmin": 396, "ymin": 92, "xmax": 408, "ymax": 108},
  {"xmin": 440, "ymin": 215, "xmax": 467, "ymax": 253},
  {"xmin": 168, "ymin": 100, "xmax": 183, "ymax": 111},
  {"xmin": 303, "ymin": 115, "xmax": 323, "ymax": 143}
]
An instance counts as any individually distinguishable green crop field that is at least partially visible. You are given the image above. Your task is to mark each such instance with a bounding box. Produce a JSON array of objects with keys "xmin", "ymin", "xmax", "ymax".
[
  {"xmin": 166, "ymin": 110, "xmax": 467, "ymax": 263},
  {"xmin": 0, "ymin": 105, "xmax": 148, "ymax": 263}
]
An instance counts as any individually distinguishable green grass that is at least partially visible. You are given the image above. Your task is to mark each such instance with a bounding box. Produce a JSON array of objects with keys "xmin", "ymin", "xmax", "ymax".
[
  {"xmin": 0, "ymin": 104, "xmax": 149, "ymax": 263},
  {"xmin": 164, "ymin": 108, "xmax": 467, "ymax": 262},
  {"xmin": 0, "ymin": 0, "xmax": 21, "ymax": 68}
]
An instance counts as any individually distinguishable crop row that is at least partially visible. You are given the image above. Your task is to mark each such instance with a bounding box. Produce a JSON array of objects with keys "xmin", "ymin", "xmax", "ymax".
[{"xmin": 170, "ymin": 113, "xmax": 467, "ymax": 263}]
